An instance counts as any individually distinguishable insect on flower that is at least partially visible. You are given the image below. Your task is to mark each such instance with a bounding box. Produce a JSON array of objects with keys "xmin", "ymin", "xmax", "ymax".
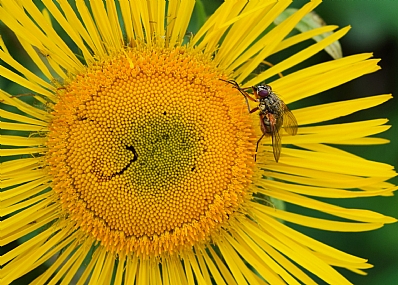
[{"xmin": 220, "ymin": 79, "xmax": 298, "ymax": 162}]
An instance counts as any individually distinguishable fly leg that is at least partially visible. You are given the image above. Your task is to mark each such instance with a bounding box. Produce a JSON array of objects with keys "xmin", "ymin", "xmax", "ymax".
[
  {"xmin": 255, "ymin": 134, "xmax": 265, "ymax": 162},
  {"xmin": 219, "ymin": 79, "xmax": 259, "ymax": 113}
]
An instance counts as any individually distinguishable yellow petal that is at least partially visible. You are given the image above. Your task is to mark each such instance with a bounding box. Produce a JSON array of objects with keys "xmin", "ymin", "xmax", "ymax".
[{"xmin": 294, "ymin": 94, "xmax": 392, "ymax": 125}]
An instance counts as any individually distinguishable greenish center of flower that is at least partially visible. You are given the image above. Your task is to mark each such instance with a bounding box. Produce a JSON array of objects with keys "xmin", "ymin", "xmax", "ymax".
[{"xmin": 127, "ymin": 116, "xmax": 200, "ymax": 189}]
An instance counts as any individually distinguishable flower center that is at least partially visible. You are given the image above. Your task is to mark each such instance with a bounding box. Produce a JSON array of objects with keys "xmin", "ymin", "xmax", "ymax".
[{"xmin": 47, "ymin": 46, "xmax": 257, "ymax": 256}]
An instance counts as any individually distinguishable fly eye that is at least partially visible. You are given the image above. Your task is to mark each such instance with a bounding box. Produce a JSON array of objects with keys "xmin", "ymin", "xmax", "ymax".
[{"xmin": 257, "ymin": 87, "xmax": 269, "ymax": 98}]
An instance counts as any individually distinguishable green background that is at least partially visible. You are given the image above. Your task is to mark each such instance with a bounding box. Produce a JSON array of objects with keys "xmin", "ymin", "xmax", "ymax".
[{"xmin": 1, "ymin": 0, "xmax": 397, "ymax": 284}]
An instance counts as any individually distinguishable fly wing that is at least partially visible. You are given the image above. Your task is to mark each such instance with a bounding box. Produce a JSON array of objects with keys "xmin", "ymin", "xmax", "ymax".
[
  {"xmin": 282, "ymin": 103, "xmax": 298, "ymax": 136},
  {"xmin": 271, "ymin": 118, "xmax": 282, "ymax": 162},
  {"xmin": 265, "ymin": 113, "xmax": 282, "ymax": 162}
]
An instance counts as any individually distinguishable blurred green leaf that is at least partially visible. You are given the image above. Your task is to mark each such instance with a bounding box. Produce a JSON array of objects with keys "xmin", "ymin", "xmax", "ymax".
[{"xmin": 194, "ymin": 0, "xmax": 207, "ymax": 27}]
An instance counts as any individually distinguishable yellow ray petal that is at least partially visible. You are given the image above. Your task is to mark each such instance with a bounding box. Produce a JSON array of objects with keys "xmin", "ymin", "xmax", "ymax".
[
  {"xmin": 12, "ymin": 1, "xmax": 84, "ymax": 69},
  {"xmin": 296, "ymin": 142, "xmax": 373, "ymax": 158},
  {"xmin": 174, "ymin": 257, "xmax": 190, "ymax": 284},
  {"xmin": 0, "ymin": 91, "xmax": 51, "ymax": 122},
  {"xmin": 206, "ymin": 246, "xmax": 237, "ymax": 285},
  {"xmin": 336, "ymin": 138, "xmax": 390, "ymax": 145},
  {"xmin": 2, "ymin": 169, "xmax": 48, "ymax": 189},
  {"xmin": 238, "ymin": 0, "xmax": 323, "ymax": 82},
  {"xmin": 0, "ymin": 65, "xmax": 55, "ymax": 100},
  {"xmin": 0, "ymin": 122, "xmax": 48, "ymax": 132},
  {"xmin": 230, "ymin": 24, "xmax": 338, "ymax": 72},
  {"xmin": 0, "ymin": 4, "xmax": 81, "ymax": 74},
  {"xmin": 0, "ymin": 108, "xmax": 48, "ymax": 126},
  {"xmin": 273, "ymin": 25, "xmax": 339, "ymax": 54},
  {"xmin": 106, "ymin": 0, "xmax": 124, "ymax": 47},
  {"xmin": 1, "ymin": 135, "xmax": 46, "ymax": 147},
  {"xmin": 97, "ymin": 251, "xmax": 115, "ymax": 284},
  {"xmin": 0, "ymin": 7, "xmax": 44, "ymax": 49},
  {"xmin": 279, "ymin": 147, "xmax": 395, "ymax": 177},
  {"xmin": 294, "ymin": 94, "xmax": 392, "ymax": 125},
  {"xmin": 127, "ymin": 1, "xmax": 146, "ymax": 43},
  {"xmin": 53, "ymin": 242, "xmax": 89, "ymax": 285},
  {"xmin": 1, "ymin": 223, "xmax": 65, "ymax": 275},
  {"xmin": 243, "ymin": 26, "xmax": 352, "ymax": 86},
  {"xmin": 0, "ymin": 157, "xmax": 43, "ymax": 175},
  {"xmin": 217, "ymin": 241, "xmax": 248, "ymax": 284},
  {"xmin": 16, "ymin": 38, "xmax": 53, "ymax": 83},
  {"xmin": 196, "ymin": 248, "xmax": 212, "ymax": 284},
  {"xmin": 258, "ymin": 188, "xmax": 394, "ymax": 223},
  {"xmin": 216, "ymin": 1, "xmax": 284, "ymax": 68},
  {"xmin": 34, "ymin": 240, "xmax": 81, "ymax": 284},
  {"xmin": 231, "ymin": 224, "xmax": 301, "ymax": 284},
  {"xmin": 198, "ymin": 246, "xmax": 227, "ymax": 285},
  {"xmin": 114, "ymin": 253, "xmax": 126, "ymax": 285},
  {"xmin": 269, "ymin": 52, "xmax": 369, "ymax": 88},
  {"xmin": 0, "ymin": 147, "xmax": 47, "ymax": 157},
  {"xmin": 19, "ymin": 231, "xmax": 78, "ymax": 282},
  {"xmin": 2, "ymin": 192, "xmax": 51, "ymax": 216},
  {"xmin": 75, "ymin": 0, "xmax": 107, "ymax": 57},
  {"xmin": 267, "ymin": 229, "xmax": 356, "ymax": 284},
  {"xmin": 218, "ymin": 238, "xmax": 267, "ymax": 285},
  {"xmin": 154, "ymin": 0, "xmax": 166, "ymax": 40},
  {"xmin": 186, "ymin": 251, "xmax": 207, "ymax": 284},
  {"xmin": 118, "ymin": 0, "xmax": 134, "ymax": 44},
  {"xmin": 90, "ymin": 1, "xmax": 120, "ymax": 49},
  {"xmin": 241, "ymin": 217, "xmax": 353, "ymax": 285},
  {"xmin": 254, "ymin": 204, "xmax": 391, "ymax": 231},
  {"xmin": 274, "ymin": 59, "xmax": 380, "ymax": 103},
  {"xmin": 0, "ymin": 211, "xmax": 58, "ymax": 246},
  {"xmin": 247, "ymin": 213, "xmax": 367, "ymax": 264},
  {"xmin": 193, "ymin": 0, "xmax": 248, "ymax": 51},
  {"xmin": 284, "ymin": 123, "xmax": 390, "ymax": 145},
  {"xmin": 76, "ymin": 247, "xmax": 102, "ymax": 285},
  {"xmin": 261, "ymin": 167, "xmax": 391, "ymax": 189},
  {"xmin": 235, "ymin": 219, "xmax": 318, "ymax": 285},
  {"xmin": 42, "ymin": 0, "xmax": 95, "ymax": 63},
  {"xmin": 169, "ymin": 0, "xmax": 195, "ymax": 46},
  {"xmin": 89, "ymin": 247, "xmax": 108, "ymax": 284},
  {"xmin": 313, "ymin": 252, "xmax": 372, "ymax": 270},
  {"xmin": 134, "ymin": 1, "xmax": 153, "ymax": 47},
  {"xmin": 264, "ymin": 180, "xmax": 394, "ymax": 198},
  {"xmin": 161, "ymin": 258, "xmax": 171, "ymax": 285},
  {"xmin": 141, "ymin": 259, "xmax": 153, "ymax": 284},
  {"xmin": 1, "ymin": 201, "xmax": 57, "ymax": 237},
  {"xmin": 299, "ymin": 118, "xmax": 389, "ymax": 133}
]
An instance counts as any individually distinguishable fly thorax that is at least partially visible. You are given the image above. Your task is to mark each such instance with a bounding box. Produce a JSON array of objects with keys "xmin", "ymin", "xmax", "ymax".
[{"xmin": 258, "ymin": 101, "xmax": 267, "ymax": 111}]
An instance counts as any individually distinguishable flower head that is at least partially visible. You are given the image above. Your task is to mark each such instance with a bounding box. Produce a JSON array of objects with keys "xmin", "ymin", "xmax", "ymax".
[{"xmin": 1, "ymin": 0, "xmax": 396, "ymax": 284}]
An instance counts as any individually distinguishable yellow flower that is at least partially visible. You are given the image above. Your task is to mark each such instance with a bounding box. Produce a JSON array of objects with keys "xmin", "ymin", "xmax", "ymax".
[{"xmin": 1, "ymin": 0, "xmax": 396, "ymax": 284}]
